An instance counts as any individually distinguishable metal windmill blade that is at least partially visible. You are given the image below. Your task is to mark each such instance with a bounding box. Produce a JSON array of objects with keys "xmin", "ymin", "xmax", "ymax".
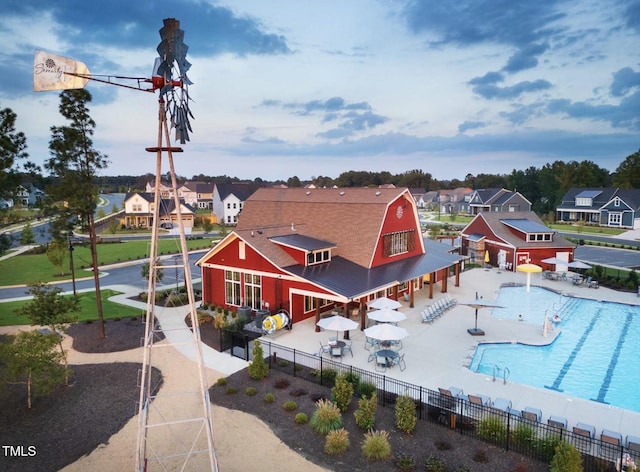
[{"xmin": 156, "ymin": 18, "xmax": 194, "ymax": 144}]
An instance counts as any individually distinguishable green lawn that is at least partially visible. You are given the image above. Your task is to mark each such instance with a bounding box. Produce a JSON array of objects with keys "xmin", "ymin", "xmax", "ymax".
[
  {"xmin": 548, "ymin": 223, "xmax": 626, "ymax": 235},
  {"xmin": 0, "ymin": 238, "xmax": 215, "ymax": 286},
  {"xmin": 0, "ymin": 289, "xmax": 143, "ymax": 326}
]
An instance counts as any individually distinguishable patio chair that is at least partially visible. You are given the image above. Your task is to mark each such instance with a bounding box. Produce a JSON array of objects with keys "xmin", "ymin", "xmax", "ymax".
[
  {"xmin": 522, "ymin": 406, "xmax": 542, "ymax": 422},
  {"xmin": 330, "ymin": 346, "xmax": 343, "ymax": 360},
  {"xmin": 586, "ymin": 276, "xmax": 599, "ymax": 288},
  {"xmin": 547, "ymin": 415, "xmax": 568, "ymax": 431},
  {"xmin": 468, "ymin": 394, "xmax": 491, "ymax": 406},
  {"xmin": 599, "ymin": 429, "xmax": 623, "ymax": 460},
  {"xmin": 318, "ymin": 341, "xmax": 331, "ymax": 357},
  {"xmin": 375, "ymin": 354, "xmax": 387, "ymax": 372},
  {"xmin": 438, "ymin": 386, "xmax": 464, "ymax": 398},
  {"xmin": 559, "ymin": 272, "xmax": 567, "ymax": 281},
  {"xmin": 491, "ymin": 397, "xmax": 512, "ymax": 412},
  {"xmin": 393, "ymin": 353, "xmax": 406, "ymax": 371},
  {"xmin": 572, "ymin": 276, "xmax": 584, "ymax": 286},
  {"xmin": 626, "ymin": 435, "xmax": 640, "ymax": 453},
  {"xmin": 364, "ymin": 337, "xmax": 378, "ymax": 351},
  {"xmin": 342, "ymin": 339, "xmax": 353, "ymax": 357},
  {"xmin": 573, "ymin": 422, "xmax": 596, "ymax": 453}
]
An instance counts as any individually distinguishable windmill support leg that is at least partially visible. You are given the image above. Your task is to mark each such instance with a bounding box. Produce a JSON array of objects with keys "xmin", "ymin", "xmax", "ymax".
[{"xmin": 135, "ymin": 98, "xmax": 218, "ymax": 472}]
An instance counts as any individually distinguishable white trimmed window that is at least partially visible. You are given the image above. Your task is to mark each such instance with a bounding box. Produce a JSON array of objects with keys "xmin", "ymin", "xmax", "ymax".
[
  {"xmin": 225, "ymin": 270, "xmax": 241, "ymax": 306},
  {"xmin": 244, "ymin": 273, "xmax": 261, "ymax": 309}
]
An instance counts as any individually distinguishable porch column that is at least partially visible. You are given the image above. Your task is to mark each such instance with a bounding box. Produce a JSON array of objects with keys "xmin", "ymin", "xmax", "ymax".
[
  {"xmin": 393, "ymin": 284, "xmax": 399, "ymax": 301},
  {"xmin": 359, "ymin": 298, "xmax": 366, "ymax": 331},
  {"xmin": 441, "ymin": 268, "xmax": 448, "ymax": 293},
  {"xmin": 342, "ymin": 302, "xmax": 350, "ymax": 340},
  {"xmin": 429, "ymin": 272, "xmax": 435, "ymax": 299},
  {"xmin": 314, "ymin": 301, "xmax": 321, "ymax": 333},
  {"xmin": 454, "ymin": 262, "xmax": 460, "ymax": 287},
  {"xmin": 409, "ymin": 280, "xmax": 415, "ymax": 308}
]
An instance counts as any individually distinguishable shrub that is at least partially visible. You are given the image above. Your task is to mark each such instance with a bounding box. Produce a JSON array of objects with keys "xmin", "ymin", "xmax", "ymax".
[
  {"xmin": 511, "ymin": 423, "xmax": 536, "ymax": 448},
  {"xmin": 248, "ymin": 340, "xmax": 269, "ymax": 380},
  {"xmin": 358, "ymin": 381, "xmax": 376, "ymax": 399},
  {"xmin": 550, "ymin": 442, "xmax": 582, "ymax": 472},
  {"xmin": 264, "ymin": 392, "xmax": 276, "ymax": 404},
  {"xmin": 283, "ymin": 400, "xmax": 298, "ymax": 412},
  {"xmin": 215, "ymin": 377, "xmax": 227, "ymax": 386},
  {"xmin": 361, "ymin": 430, "xmax": 391, "ymax": 461},
  {"xmin": 320, "ymin": 368, "xmax": 338, "ymax": 388},
  {"xmin": 310, "ymin": 399, "xmax": 343, "ymax": 435},
  {"xmin": 331, "ymin": 373, "xmax": 354, "ymax": 412},
  {"xmin": 477, "ymin": 415, "xmax": 507, "ymax": 445},
  {"xmin": 225, "ymin": 386, "xmax": 238, "ymax": 394},
  {"xmin": 344, "ymin": 372, "xmax": 360, "ymax": 390},
  {"xmin": 533, "ymin": 434, "xmax": 563, "ymax": 461},
  {"xmin": 395, "ymin": 452, "xmax": 416, "ymax": 471},
  {"xmin": 245, "ymin": 386, "xmax": 258, "ymax": 396},
  {"xmin": 395, "ymin": 394, "xmax": 417, "ymax": 434},
  {"xmin": 277, "ymin": 359, "xmax": 289, "ymax": 367},
  {"xmin": 353, "ymin": 392, "xmax": 377, "ymax": 430},
  {"xmin": 424, "ymin": 454, "xmax": 447, "ymax": 472},
  {"xmin": 294, "ymin": 412, "xmax": 308, "ymax": 424},
  {"xmin": 290, "ymin": 388, "xmax": 308, "ymax": 397},
  {"xmin": 324, "ymin": 428, "xmax": 349, "ymax": 455}
]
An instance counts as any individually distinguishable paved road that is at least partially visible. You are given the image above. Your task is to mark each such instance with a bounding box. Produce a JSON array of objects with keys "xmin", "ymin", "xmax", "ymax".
[{"xmin": 0, "ymin": 252, "xmax": 204, "ymax": 301}]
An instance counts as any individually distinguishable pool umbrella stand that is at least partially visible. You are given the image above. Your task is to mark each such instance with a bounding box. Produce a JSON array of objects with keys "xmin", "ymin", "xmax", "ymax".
[{"xmin": 460, "ymin": 294, "xmax": 504, "ymax": 336}]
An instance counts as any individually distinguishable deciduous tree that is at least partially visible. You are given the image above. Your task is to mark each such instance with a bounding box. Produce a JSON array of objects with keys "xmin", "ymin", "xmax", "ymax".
[
  {"xmin": 45, "ymin": 89, "xmax": 109, "ymax": 339},
  {"xmin": 0, "ymin": 331, "xmax": 66, "ymax": 409},
  {"xmin": 16, "ymin": 283, "xmax": 78, "ymax": 385}
]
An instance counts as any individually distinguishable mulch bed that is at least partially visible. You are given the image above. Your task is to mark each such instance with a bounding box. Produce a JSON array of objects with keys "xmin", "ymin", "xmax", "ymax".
[
  {"xmin": 2, "ymin": 319, "xmax": 549, "ymax": 472},
  {"xmin": 211, "ymin": 368, "xmax": 549, "ymax": 472},
  {"xmin": 0, "ymin": 320, "xmax": 161, "ymax": 472}
]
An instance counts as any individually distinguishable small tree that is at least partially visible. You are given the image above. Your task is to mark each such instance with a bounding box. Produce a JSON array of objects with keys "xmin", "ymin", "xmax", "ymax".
[
  {"xmin": 20, "ymin": 222, "xmax": 35, "ymax": 245},
  {"xmin": 46, "ymin": 238, "xmax": 68, "ymax": 276},
  {"xmin": 331, "ymin": 373, "xmax": 354, "ymax": 412},
  {"xmin": 202, "ymin": 218, "xmax": 213, "ymax": 233},
  {"xmin": 16, "ymin": 283, "xmax": 78, "ymax": 384},
  {"xmin": 550, "ymin": 442, "xmax": 582, "ymax": 472},
  {"xmin": 354, "ymin": 392, "xmax": 377, "ymax": 430},
  {"xmin": 106, "ymin": 220, "xmax": 119, "ymax": 235},
  {"xmin": 395, "ymin": 394, "xmax": 417, "ymax": 434},
  {"xmin": 0, "ymin": 331, "xmax": 67, "ymax": 409},
  {"xmin": 0, "ymin": 232, "xmax": 12, "ymax": 255},
  {"xmin": 248, "ymin": 340, "xmax": 269, "ymax": 380},
  {"xmin": 141, "ymin": 259, "xmax": 164, "ymax": 283}
]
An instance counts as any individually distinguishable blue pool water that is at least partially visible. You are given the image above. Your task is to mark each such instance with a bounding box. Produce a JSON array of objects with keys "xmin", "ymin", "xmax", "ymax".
[{"xmin": 469, "ymin": 286, "xmax": 640, "ymax": 413}]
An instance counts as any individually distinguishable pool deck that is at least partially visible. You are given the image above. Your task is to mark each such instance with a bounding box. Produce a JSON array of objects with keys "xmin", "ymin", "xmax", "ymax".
[{"xmin": 263, "ymin": 268, "xmax": 640, "ymax": 442}]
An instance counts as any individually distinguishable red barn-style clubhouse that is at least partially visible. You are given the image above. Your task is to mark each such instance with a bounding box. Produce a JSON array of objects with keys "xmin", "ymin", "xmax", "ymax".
[{"xmin": 196, "ymin": 187, "xmax": 464, "ymax": 328}]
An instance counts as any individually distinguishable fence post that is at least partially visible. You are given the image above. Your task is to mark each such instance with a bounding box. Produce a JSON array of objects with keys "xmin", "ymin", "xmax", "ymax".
[{"xmin": 505, "ymin": 412, "xmax": 511, "ymax": 451}]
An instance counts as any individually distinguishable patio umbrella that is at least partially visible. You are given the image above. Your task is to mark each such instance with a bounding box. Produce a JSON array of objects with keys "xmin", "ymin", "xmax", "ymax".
[
  {"xmin": 316, "ymin": 315, "xmax": 359, "ymax": 339},
  {"xmin": 568, "ymin": 260, "xmax": 591, "ymax": 270},
  {"xmin": 516, "ymin": 263, "xmax": 543, "ymax": 292},
  {"xmin": 459, "ymin": 295, "xmax": 504, "ymax": 336},
  {"xmin": 541, "ymin": 257, "xmax": 568, "ymax": 269},
  {"xmin": 364, "ymin": 323, "xmax": 409, "ymax": 341},
  {"xmin": 367, "ymin": 308, "xmax": 407, "ymax": 323},
  {"xmin": 368, "ymin": 296, "xmax": 402, "ymax": 310}
]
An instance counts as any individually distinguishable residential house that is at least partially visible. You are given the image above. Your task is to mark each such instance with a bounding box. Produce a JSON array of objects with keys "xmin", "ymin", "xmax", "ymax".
[
  {"xmin": 467, "ymin": 188, "xmax": 531, "ymax": 214},
  {"xmin": 15, "ymin": 184, "xmax": 45, "ymax": 207},
  {"xmin": 556, "ymin": 188, "xmax": 640, "ymax": 229},
  {"xmin": 409, "ymin": 188, "xmax": 428, "ymax": 209},
  {"xmin": 212, "ymin": 183, "xmax": 255, "ymax": 226},
  {"xmin": 122, "ymin": 192, "xmax": 195, "ymax": 229},
  {"xmin": 196, "ymin": 187, "xmax": 464, "ymax": 325},
  {"xmin": 438, "ymin": 187, "xmax": 473, "ymax": 214},
  {"xmin": 460, "ymin": 211, "xmax": 574, "ymax": 270}
]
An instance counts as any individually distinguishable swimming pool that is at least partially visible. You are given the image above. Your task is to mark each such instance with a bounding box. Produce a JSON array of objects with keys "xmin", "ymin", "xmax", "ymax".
[{"xmin": 469, "ymin": 286, "xmax": 640, "ymax": 413}]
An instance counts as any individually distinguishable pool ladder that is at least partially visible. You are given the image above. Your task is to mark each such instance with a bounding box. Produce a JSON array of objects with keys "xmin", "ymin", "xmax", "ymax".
[{"xmin": 493, "ymin": 365, "xmax": 510, "ymax": 384}]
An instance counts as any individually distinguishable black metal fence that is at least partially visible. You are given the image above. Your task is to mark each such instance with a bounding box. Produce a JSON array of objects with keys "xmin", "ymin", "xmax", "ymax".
[{"xmin": 255, "ymin": 340, "xmax": 638, "ymax": 472}]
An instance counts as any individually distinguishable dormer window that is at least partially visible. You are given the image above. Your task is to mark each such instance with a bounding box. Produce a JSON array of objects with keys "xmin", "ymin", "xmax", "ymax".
[
  {"xmin": 307, "ymin": 250, "xmax": 330, "ymax": 265},
  {"xmin": 527, "ymin": 233, "xmax": 552, "ymax": 242}
]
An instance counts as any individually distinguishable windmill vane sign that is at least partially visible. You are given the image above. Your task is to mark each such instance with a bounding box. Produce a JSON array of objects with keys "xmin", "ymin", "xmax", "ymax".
[{"xmin": 33, "ymin": 18, "xmax": 194, "ymax": 144}]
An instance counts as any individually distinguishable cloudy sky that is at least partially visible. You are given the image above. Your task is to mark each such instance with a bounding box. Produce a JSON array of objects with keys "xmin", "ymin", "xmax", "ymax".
[{"xmin": 2, "ymin": 0, "xmax": 640, "ymax": 182}]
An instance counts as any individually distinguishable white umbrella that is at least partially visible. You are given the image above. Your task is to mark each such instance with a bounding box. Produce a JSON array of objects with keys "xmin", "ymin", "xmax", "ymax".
[
  {"xmin": 316, "ymin": 315, "xmax": 358, "ymax": 339},
  {"xmin": 367, "ymin": 308, "xmax": 407, "ymax": 323},
  {"xmin": 541, "ymin": 257, "xmax": 568, "ymax": 268},
  {"xmin": 568, "ymin": 260, "xmax": 591, "ymax": 270},
  {"xmin": 368, "ymin": 296, "xmax": 402, "ymax": 310},
  {"xmin": 364, "ymin": 323, "xmax": 409, "ymax": 341}
]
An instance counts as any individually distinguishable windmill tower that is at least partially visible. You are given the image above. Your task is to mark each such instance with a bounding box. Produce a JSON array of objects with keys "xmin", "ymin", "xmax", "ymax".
[{"xmin": 34, "ymin": 18, "xmax": 218, "ymax": 472}]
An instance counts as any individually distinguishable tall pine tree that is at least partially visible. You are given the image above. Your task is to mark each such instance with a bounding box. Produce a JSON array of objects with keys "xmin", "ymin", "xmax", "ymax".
[{"xmin": 46, "ymin": 90, "xmax": 109, "ymax": 339}]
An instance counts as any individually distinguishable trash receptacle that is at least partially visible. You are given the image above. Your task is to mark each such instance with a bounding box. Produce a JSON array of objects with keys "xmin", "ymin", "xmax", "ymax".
[
  {"xmin": 237, "ymin": 306, "xmax": 252, "ymax": 320},
  {"xmin": 255, "ymin": 309, "xmax": 270, "ymax": 328}
]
